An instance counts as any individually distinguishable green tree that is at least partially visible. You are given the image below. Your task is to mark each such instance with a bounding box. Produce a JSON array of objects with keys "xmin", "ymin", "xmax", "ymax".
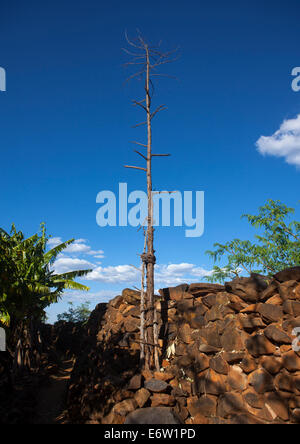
[
  {"xmin": 206, "ymin": 200, "xmax": 300, "ymax": 283},
  {"xmin": 0, "ymin": 223, "xmax": 92, "ymax": 371},
  {"xmin": 57, "ymin": 301, "xmax": 91, "ymax": 324}
]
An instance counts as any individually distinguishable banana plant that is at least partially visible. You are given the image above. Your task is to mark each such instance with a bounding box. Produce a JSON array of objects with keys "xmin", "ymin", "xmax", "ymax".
[{"xmin": 0, "ymin": 224, "xmax": 92, "ymax": 372}]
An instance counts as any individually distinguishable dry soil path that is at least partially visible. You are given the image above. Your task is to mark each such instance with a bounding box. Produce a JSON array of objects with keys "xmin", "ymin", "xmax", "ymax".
[{"xmin": 32, "ymin": 358, "xmax": 73, "ymax": 424}]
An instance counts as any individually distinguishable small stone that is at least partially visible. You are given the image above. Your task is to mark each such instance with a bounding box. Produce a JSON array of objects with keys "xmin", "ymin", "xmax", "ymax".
[
  {"xmin": 265, "ymin": 392, "xmax": 289, "ymax": 421},
  {"xmin": 114, "ymin": 390, "xmax": 134, "ymax": 403},
  {"xmin": 145, "ymin": 379, "xmax": 169, "ymax": 393},
  {"xmin": 260, "ymin": 281, "xmax": 279, "ymax": 301},
  {"xmin": 176, "ymin": 355, "xmax": 192, "ymax": 368},
  {"xmin": 266, "ymin": 294, "xmax": 283, "ymax": 305},
  {"xmin": 191, "ymin": 414, "xmax": 209, "ymax": 424},
  {"xmin": 134, "ymin": 388, "xmax": 151, "ymax": 408},
  {"xmin": 188, "ymin": 283, "xmax": 224, "ymax": 296},
  {"xmin": 142, "ymin": 369, "xmax": 153, "ymax": 381},
  {"xmin": 109, "ymin": 295, "xmax": 123, "ymax": 309},
  {"xmin": 166, "ymin": 284, "xmax": 189, "ymax": 301},
  {"xmin": 122, "ymin": 288, "xmax": 140, "ymax": 305},
  {"xmin": 274, "ymin": 267, "xmax": 300, "ymax": 283},
  {"xmin": 258, "ymin": 304, "xmax": 283, "ymax": 323},
  {"xmin": 229, "ymin": 413, "xmax": 266, "ymax": 425},
  {"xmin": 283, "ymin": 300, "xmax": 300, "ymax": 317},
  {"xmin": 191, "ymin": 351, "xmax": 210, "ymax": 371},
  {"xmin": 128, "ymin": 374, "xmax": 142, "ymax": 390},
  {"xmin": 162, "ymin": 359, "xmax": 170, "ymax": 368},
  {"xmin": 179, "ymin": 323, "xmax": 193, "ymax": 344},
  {"xmin": 221, "ymin": 325, "xmax": 245, "ymax": 352},
  {"xmin": 228, "ymin": 365, "xmax": 247, "ymax": 391},
  {"xmin": 199, "ymin": 324, "xmax": 222, "ymax": 348},
  {"xmin": 153, "ymin": 371, "xmax": 174, "ymax": 382},
  {"xmin": 174, "ymin": 404, "xmax": 189, "ymax": 421},
  {"xmin": 264, "ymin": 325, "xmax": 291, "ymax": 344},
  {"xmin": 246, "ymin": 334, "xmax": 276, "ymax": 357},
  {"xmin": 243, "ymin": 388, "xmax": 264, "ymax": 409},
  {"xmin": 177, "ymin": 299, "xmax": 194, "ymax": 313},
  {"xmin": 151, "ymin": 394, "xmax": 175, "ymax": 407},
  {"xmin": 202, "ymin": 294, "xmax": 217, "ymax": 308},
  {"xmin": 217, "ymin": 393, "xmax": 244, "ymax": 418},
  {"xmin": 238, "ymin": 314, "xmax": 265, "ymax": 331},
  {"xmin": 292, "ymin": 409, "xmax": 300, "ymax": 423},
  {"xmin": 249, "ymin": 368, "xmax": 274, "ymax": 394},
  {"xmin": 102, "ymin": 412, "xmax": 125, "ymax": 424},
  {"xmin": 294, "ymin": 285, "xmax": 300, "ymax": 300},
  {"xmin": 124, "ymin": 407, "xmax": 182, "ymax": 424},
  {"xmin": 275, "ymin": 372, "xmax": 295, "ymax": 392},
  {"xmin": 124, "ymin": 316, "xmax": 139, "ymax": 333},
  {"xmin": 113, "ymin": 398, "xmax": 137, "ymax": 416},
  {"xmin": 187, "ymin": 395, "xmax": 216, "ymax": 417},
  {"xmin": 198, "ymin": 344, "xmax": 220, "ymax": 354},
  {"xmin": 198, "ymin": 369, "xmax": 227, "ymax": 395},
  {"xmin": 205, "ymin": 304, "xmax": 233, "ymax": 322},
  {"xmin": 282, "ymin": 350, "xmax": 300, "ymax": 372},
  {"xmin": 261, "ymin": 356, "xmax": 282, "ymax": 374},
  {"xmin": 240, "ymin": 354, "xmax": 257, "ymax": 373},
  {"xmin": 223, "ymin": 351, "xmax": 245, "ymax": 364},
  {"xmin": 278, "ymin": 281, "xmax": 298, "ymax": 300},
  {"xmin": 209, "ymin": 355, "xmax": 229, "ymax": 375}
]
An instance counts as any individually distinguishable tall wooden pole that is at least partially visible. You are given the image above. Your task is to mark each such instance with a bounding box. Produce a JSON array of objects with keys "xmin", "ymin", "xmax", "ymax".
[
  {"xmin": 144, "ymin": 45, "xmax": 156, "ymax": 369},
  {"xmin": 123, "ymin": 32, "xmax": 177, "ymax": 371}
]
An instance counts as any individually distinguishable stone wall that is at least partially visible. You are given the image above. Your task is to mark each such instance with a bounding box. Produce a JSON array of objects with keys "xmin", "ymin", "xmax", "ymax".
[{"xmin": 66, "ymin": 267, "xmax": 300, "ymax": 424}]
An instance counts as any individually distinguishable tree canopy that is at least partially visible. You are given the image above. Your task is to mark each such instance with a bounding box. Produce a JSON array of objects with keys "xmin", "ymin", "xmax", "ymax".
[
  {"xmin": 57, "ymin": 301, "xmax": 91, "ymax": 324},
  {"xmin": 206, "ymin": 200, "xmax": 300, "ymax": 283},
  {"xmin": 0, "ymin": 224, "xmax": 92, "ymax": 327}
]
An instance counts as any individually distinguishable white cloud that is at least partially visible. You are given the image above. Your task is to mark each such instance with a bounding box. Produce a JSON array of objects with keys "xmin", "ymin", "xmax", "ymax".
[
  {"xmin": 83, "ymin": 262, "xmax": 211, "ymax": 287},
  {"xmin": 47, "ymin": 237, "xmax": 62, "ymax": 247},
  {"xmin": 64, "ymin": 289, "xmax": 117, "ymax": 303},
  {"xmin": 48, "ymin": 237, "xmax": 105, "ymax": 259},
  {"xmin": 155, "ymin": 263, "xmax": 211, "ymax": 286},
  {"xmin": 256, "ymin": 114, "xmax": 300, "ymax": 167},
  {"xmin": 86, "ymin": 250, "xmax": 105, "ymax": 259},
  {"xmin": 85, "ymin": 264, "xmax": 140, "ymax": 284},
  {"xmin": 49, "ymin": 239, "xmax": 211, "ymax": 288},
  {"xmin": 53, "ymin": 257, "xmax": 95, "ymax": 274}
]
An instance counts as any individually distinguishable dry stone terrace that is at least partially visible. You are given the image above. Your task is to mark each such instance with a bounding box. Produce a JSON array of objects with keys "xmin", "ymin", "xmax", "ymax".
[{"xmin": 65, "ymin": 267, "xmax": 300, "ymax": 424}]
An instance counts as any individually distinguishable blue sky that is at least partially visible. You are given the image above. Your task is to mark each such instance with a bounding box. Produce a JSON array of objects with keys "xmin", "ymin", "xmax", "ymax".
[{"xmin": 0, "ymin": 0, "xmax": 300, "ymax": 322}]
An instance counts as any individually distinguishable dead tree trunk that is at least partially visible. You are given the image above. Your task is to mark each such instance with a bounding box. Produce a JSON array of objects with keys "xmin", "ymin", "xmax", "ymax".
[{"xmin": 124, "ymin": 32, "xmax": 177, "ymax": 370}]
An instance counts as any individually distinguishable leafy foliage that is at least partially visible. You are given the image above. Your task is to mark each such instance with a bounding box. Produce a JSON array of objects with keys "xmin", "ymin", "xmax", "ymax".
[
  {"xmin": 206, "ymin": 200, "xmax": 300, "ymax": 283},
  {"xmin": 57, "ymin": 301, "xmax": 91, "ymax": 324},
  {"xmin": 0, "ymin": 224, "xmax": 92, "ymax": 327}
]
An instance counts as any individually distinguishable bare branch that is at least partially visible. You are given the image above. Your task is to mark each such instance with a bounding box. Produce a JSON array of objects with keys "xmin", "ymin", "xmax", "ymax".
[
  {"xmin": 151, "ymin": 104, "xmax": 167, "ymax": 120},
  {"xmin": 134, "ymin": 150, "xmax": 148, "ymax": 161},
  {"xmin": 150, "ymin": 73, "xmax": 178, "ymax": 80},
  {"xmin": 132, "ymin": 120, "xmax": 147, "ymax": 128},
  {"xmin": 132, "ymin": 100, "xmax": 148, "ymax": 113},
  {"xmin": 130, "ymin": 264, "xmax": 142, "ymax": 273},
  {"xmin": 130, "ymin": 141, "xmax": 148, "ymax": 148},
  {"xmin": 122, "ymin": 47, "xmax": 144, "ymax": 57},
  {"xmin": 124, "ymin": 69, "xmax": 145, "ymax": 84},
  {"xmin": 152, "ymin": 153, "xmax": 171, "ymax": 157},
  {"xmin": 125, "ymin": 29, "xmax": 144, "ymax": 49},
  {"xmin": 152, "ymin": 190, "xmax": 175, "ymax": 195},
  {"xmin": 123, "ymin": 61, "xmax": 146, "ymax": 68},
  {"xmin": 150, "ymin": 46, "xmax": 180, "ymax": 58},
  {"xmin": 124, "ymin": 165, "xmax": 147, "ymax": 172}
]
